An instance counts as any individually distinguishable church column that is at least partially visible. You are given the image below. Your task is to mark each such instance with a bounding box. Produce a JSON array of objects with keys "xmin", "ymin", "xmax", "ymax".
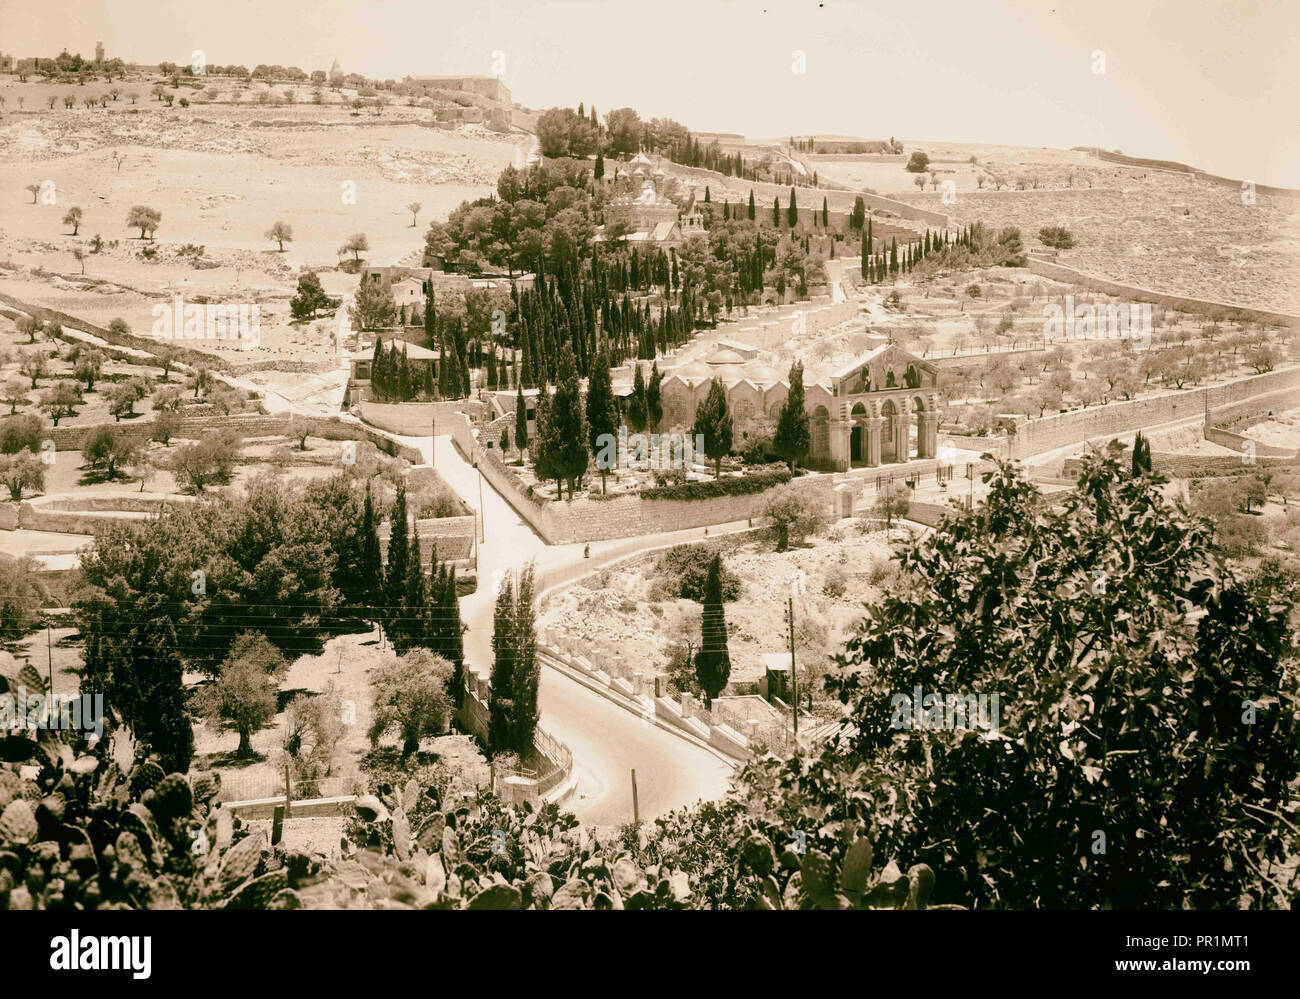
[
  {"xmin": 893, "ymin": 415, "xmax": 909, "ymax": 463},
  {"xmin": 865, "ymin": 417, "xmax": 883, "ymax": 467},
  {"xmin": 921, "ymin": 413, "xmax": 940, "ymax": 460}
]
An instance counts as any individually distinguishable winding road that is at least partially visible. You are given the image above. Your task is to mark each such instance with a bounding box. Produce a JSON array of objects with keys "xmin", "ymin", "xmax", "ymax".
[{"xmin": 427, "ymin": 435, "xmax": 735, "ymax": 827}]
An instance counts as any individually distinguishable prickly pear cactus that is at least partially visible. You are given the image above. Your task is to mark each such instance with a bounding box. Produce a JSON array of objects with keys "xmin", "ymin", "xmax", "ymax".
[
  {"xmin": 0, "ymin": 730, "xmax": 319, "ymax": 911},
  {"xmin": 742, "ymin": 828, "xmax": 961, "ymax": 910}
]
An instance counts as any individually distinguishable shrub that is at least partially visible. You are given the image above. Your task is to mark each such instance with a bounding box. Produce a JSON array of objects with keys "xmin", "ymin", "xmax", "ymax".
[
  {"xmin": 828, "ymin": 449, "xmax": 1300, "ymax": 908},
  {"xmin": 0, "ymin": 555, "xmax": 46, "ymax": 637},
  {"xmin": 762, "ymin": 483, "xmax": 827, "ymax": 551},
  {"xmin": 641, "ymin": 464, "xmax": 790, "ymax": 502},
  {"xmin": 195, "ymin": 631, "xmax": 288, "ymax": 759},
  {"xmin": 657, "ymin": 544, "xmax": 740, "ymax": 602},
  {"xmin": 0, "ymin": 450, "xmax": 46, "ymax": 500},
  {"xmin": 0, "ymin": 413, "xmax": 45, "ymax": 454},
  {"xmin": 171, "ymin": 430, "xmax": 240, "ymax": 491},
  {"xmin": 83, "ymin": 425, "xmax": 141, "ymax": 480},
  {"xmin": 1038, "ymin": 226, "xmax": 1076, "ymax": 250},
  {"xmin": 367, "ymin": 648, "xmax": 454, "ymax": 756}
]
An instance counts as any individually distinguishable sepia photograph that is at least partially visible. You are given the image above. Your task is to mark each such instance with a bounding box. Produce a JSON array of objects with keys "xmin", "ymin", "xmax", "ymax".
[{"xmin": 0, "ymin": 0, "xmax": 1297, "ymax": 978}]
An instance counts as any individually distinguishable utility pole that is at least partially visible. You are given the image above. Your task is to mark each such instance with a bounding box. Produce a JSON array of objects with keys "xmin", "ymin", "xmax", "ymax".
[
  {"xmin": 46, "ymin": 626, "xmax": 54, "ymax": 697},
  {"xmin": 431, "ymin": 413, "xmax": 436, "ymax": 468},
  {"xmin": 477, "ymin": 462, "xmax": 485, "ymax": 542},
  {"xmin": 787, "ymin": 597, "xmax": 799, "ymax": 750},
  {"xmin": 631, "ymin": 769, "xmax": 640, "ymax": 825}
]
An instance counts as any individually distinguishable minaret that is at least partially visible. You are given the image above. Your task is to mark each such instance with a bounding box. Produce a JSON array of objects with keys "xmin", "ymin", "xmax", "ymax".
[{"xmin": 95, "ymin": 41, "xmax": 104, "ymax": 65}]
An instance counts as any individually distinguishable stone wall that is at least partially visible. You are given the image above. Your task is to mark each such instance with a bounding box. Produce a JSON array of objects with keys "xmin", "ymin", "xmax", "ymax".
[
  {"xmin": 1148, "ymin": 452, "xmax": 1300, "ymax": 479},
  {"xmin": 1024, "ymin": 257, "xmax": 1300, "ymax": 326},
  {"xmin": 1204, "ymin": 426, "xmax": 1298, "ymax": 459},
  {"xmin": 1009, "ymin": 367, "xmax": 1300, "ymax": 458},
  {"xmin": 1208, "ymin": 384, "xmax": 1300, "ymax": 430},
  {"xmin": 669, "ymin": 166, "xmax": 949, "ymax": 227},
  {"xmin": 0, "ymin": 290, "xmax": 236, "ymax": 372},
  {"xmin": 43, "ymin": 412, "xmax": 424, "ymax": 464},
  {"xmin": 358, "ymin": 399, "xmax": 485, "ymax": 436},
  {"xmin": 452, "ymin": 411, "xmax": 838, "ymax": 544}
]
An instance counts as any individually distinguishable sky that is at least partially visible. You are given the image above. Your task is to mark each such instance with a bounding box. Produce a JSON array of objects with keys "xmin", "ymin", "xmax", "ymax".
[{"xmin": 2, "ymin": 0, "xmax": 1296, "ymax": 186}]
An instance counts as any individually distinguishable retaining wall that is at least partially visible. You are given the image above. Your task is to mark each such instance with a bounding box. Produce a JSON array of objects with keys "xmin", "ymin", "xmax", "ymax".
[
  {"xmin": 1023, "ymin": 257, "xmax": 1300, "ymax": 327},
  {"xmin": 1204, "ymin": 426, "xmax": 1298, "ymax": 458},
  {"xmin": 466, "ymin": 435, "xmax": 836, "ymax": 545},
  {"xmin": 1009, "ymin": 367, "xmax": 1300, "ymax": 458},
  {"xmin": 42, "ymin": 412, "xmax": 424, "ymax": 464},
  {"xmin": 661, "ymin": 161, "xmax": 948, "ymax": 227},
  {"xmin": 359, "ymin": 399, "xmax": 486, "ymax": 436},
  {"xmin": 0, "ymin": 290, "xmax": 236, "ymax": 372}
]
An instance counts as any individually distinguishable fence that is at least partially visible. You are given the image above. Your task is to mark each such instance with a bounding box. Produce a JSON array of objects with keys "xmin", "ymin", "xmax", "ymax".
[
  {"xmin": 492, "ymin": 726, "xmax": 573, "ymax": 803},
  {"xmin": 217, "ymin": 772, "xmax": 356, "ymax": 805},
  {"xmin": 458, "ymin": 668, "xmax": 575, "ymax": 804}
]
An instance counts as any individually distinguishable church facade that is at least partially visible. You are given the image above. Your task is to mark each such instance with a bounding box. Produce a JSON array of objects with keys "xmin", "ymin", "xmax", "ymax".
[{"xmin": 649, "ymin": 341, "xmax": 940, "ymax": 471}]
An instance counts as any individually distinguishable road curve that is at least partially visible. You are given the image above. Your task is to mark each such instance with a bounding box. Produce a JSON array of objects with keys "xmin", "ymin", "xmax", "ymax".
[{"xmin": 429, "ymin": 435, "xmax": 733, "ymax": 826}]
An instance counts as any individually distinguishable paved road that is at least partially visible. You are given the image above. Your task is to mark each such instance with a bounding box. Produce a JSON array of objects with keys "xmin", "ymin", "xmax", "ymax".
[{"xmin": 427, "ymin": 435, "xmax": 734, "ymax": 827}]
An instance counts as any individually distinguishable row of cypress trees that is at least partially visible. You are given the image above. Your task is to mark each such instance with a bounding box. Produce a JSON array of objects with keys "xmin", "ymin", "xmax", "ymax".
[
  {"xmin": 373, "ymin": 483, "xmax": 466, "ymax": 708},
  {"xmin": 860, "ymin": 224, "xmax": 977, "ymax": 283},
  {"xmin": 488, "ymin": 565, "xmax": 539, "ymax": 757}
]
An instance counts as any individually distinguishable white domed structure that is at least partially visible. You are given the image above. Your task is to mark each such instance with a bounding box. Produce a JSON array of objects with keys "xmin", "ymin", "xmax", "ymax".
[{"xmin": 705, "ymin": 347, "xmax": 746, "ymax": 366}]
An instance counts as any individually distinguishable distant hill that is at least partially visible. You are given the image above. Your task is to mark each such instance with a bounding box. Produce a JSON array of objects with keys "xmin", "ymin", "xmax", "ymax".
[{"xmin": 1074, "ymin": 146, "xmax": 1300, "ymax": 197}]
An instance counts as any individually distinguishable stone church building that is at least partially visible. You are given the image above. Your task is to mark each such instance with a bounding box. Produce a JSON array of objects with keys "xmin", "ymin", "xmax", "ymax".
[{"xmin": 648, "ymin": 340, "xmax": 941, "ymax": 471}]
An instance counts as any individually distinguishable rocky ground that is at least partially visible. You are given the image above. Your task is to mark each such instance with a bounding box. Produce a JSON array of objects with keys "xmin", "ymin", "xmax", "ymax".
[{"xmin": 538, "ymin": 526, "xmax": 904, "ymax": 689}]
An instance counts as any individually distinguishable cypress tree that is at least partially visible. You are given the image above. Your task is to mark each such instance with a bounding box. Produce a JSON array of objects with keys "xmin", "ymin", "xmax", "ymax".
[
  {"xmin": 103, "ymin": 616, "xmax": 193, "ymax": 775},
  {"xmin": 787, "ymin": 187, "xmax": 798, "ymax": 228},
  {"xmin": 519, "ymin": 321, "xmax": 534, "ymax": 390},
  {"xmin": 515, "ymin": 385, "xmax": 528, "ymax": 453},
  {"xmin": 647, "ymin": 360, "xmax": 663, "ymax": 433},
  {"xmin": 748, "ymin": 189, "xmax": 756, "ymax": 221},
  {"xmin": 488, "ymin": 574, "xmax": 515, "ymax": 752},
  {"xmin": 360, "ymin": 481, "xmax": 383, "ymax": 620},
  {"xmin": 695, "ymin": 553, "xmax": 731, "ymax": 707},
  {"xmin": 628, "ymin": 362, "xmax": 648, "ymax": 432},
  {"xmin": 371, "ymin": 338, "xmax": 387, "ymax": 400},
  {"xmin": 383, "ymin": 485, "xmax": 409, "ymax": 640},
  {"xmin": 822, "ymin": 196, "xmax": 829, "ymax": 227},
  {"xmin": 692, "ymin": 378, "xmax": 733, "ymax": 479},
  {"xmin": 398, "ymin": 529, "xmax": 425, "ymax": 654},
  {"xmin": 532, "ymin": 385, "xmax": 563, "ymax": 498},
  {"xmin": 550, "ymin": 344, "xmax": 589, "ymax": 499},
  {"xmin": 443, "ymin": 566, "xmax": 465, "ymax": 709},
  {"xmin": 860, "ymin": 226, "xmax": 869, "ymax": 279},
  {"xmin": 1132, "ymin": 431, "xmax": 1152, "ymax": 476},
  {"xmin": 773, "ymin": 196, "xmax": 781, "ymax": 228},
  {"xmin": 510, "ymin": 565, "xmax": 539, "ymax": 757},
  {"xmin": 594, "ymin": 150, "xmax": 604, "ymax": 180},
  {"xmin": 586, "ymin": 350, "xmax": 618, "ymax": 493},
  {"xmin": 773, "ymin": 360, "xmax": 811, "ymax": 470},
  {"xmin": 396, "ymin": 343, "xmax": 412, "ymax": 401}
]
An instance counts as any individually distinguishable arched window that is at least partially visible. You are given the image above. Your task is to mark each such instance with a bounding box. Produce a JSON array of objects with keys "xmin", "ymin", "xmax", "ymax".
[{"xmin": 811, "ymin": 406, "xmax": 830, "ymax": 461}]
